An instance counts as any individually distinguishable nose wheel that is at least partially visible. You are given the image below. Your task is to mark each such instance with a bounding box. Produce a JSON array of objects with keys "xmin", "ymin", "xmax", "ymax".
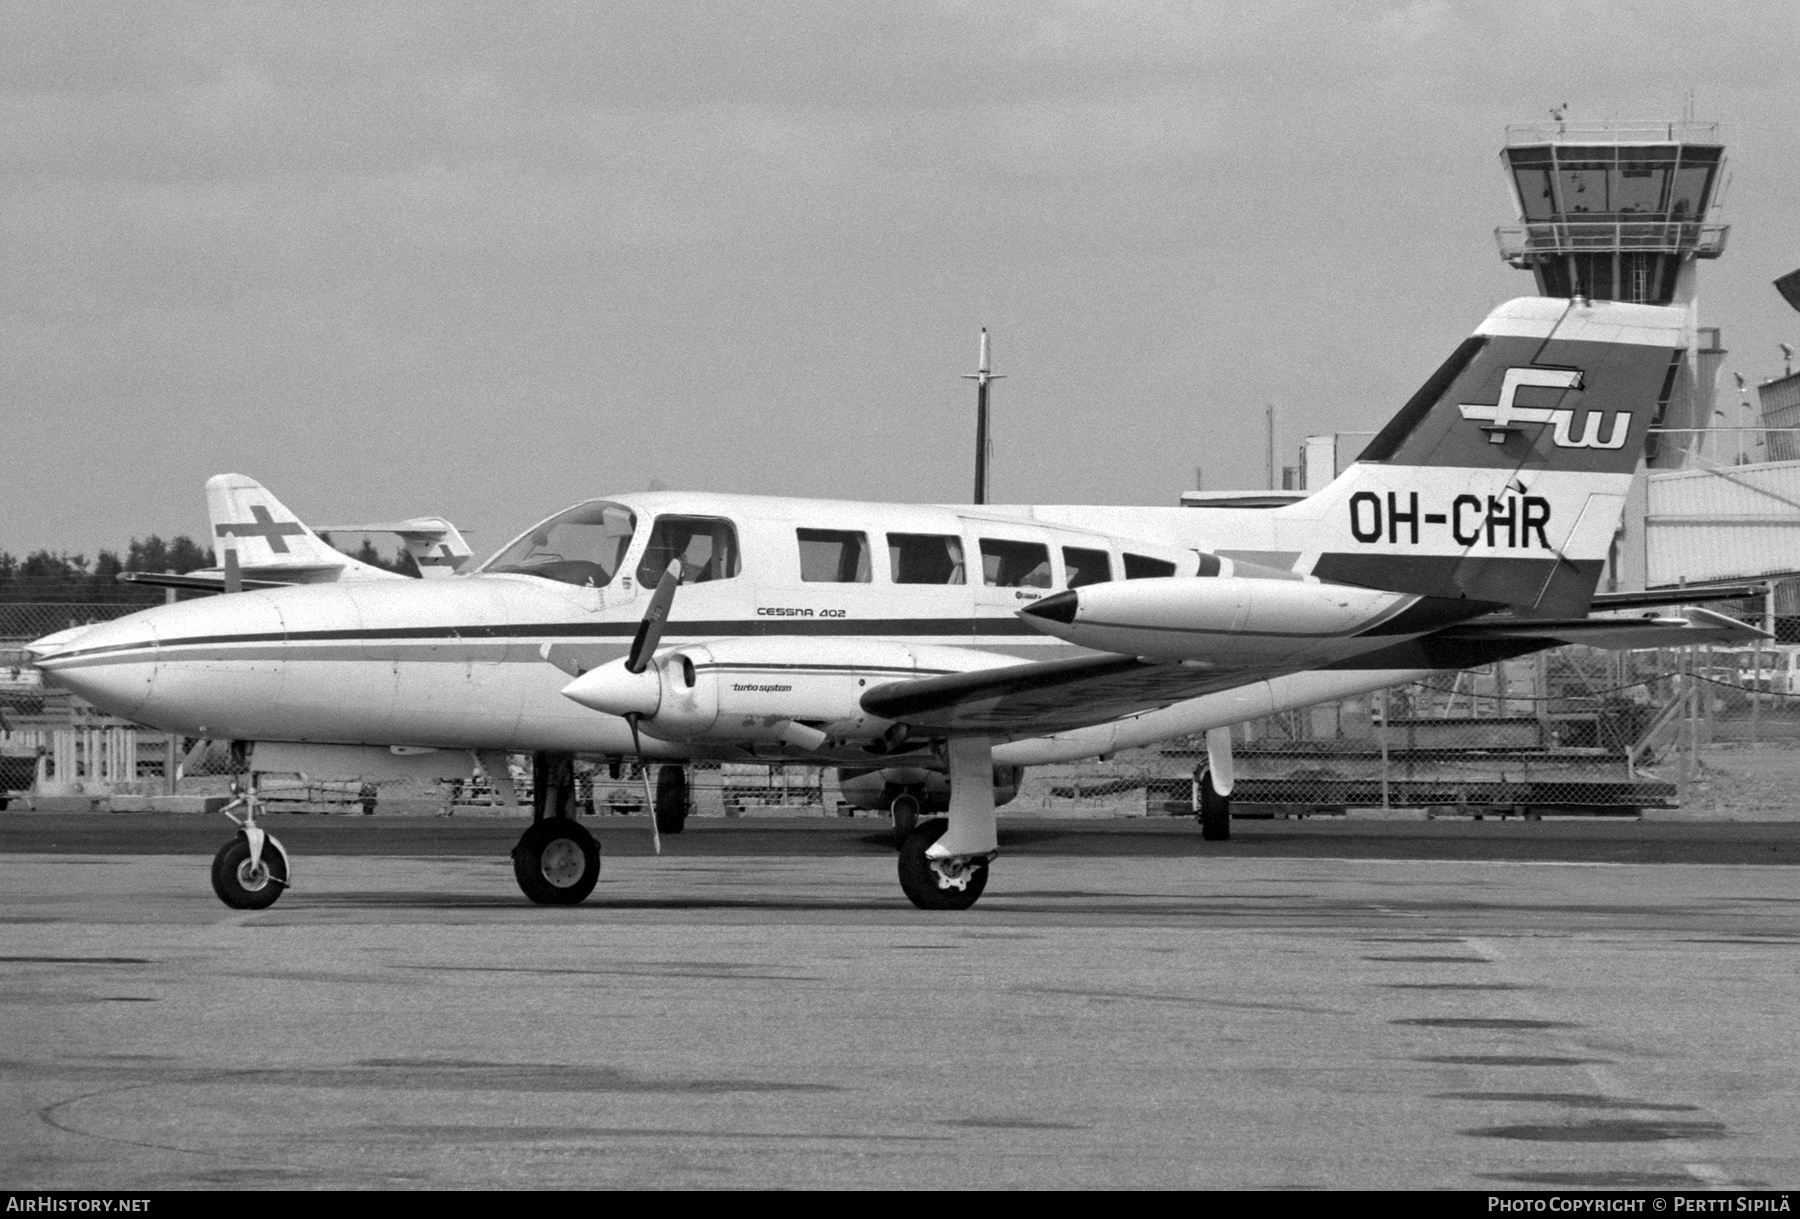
[
  {"xmin": 211, "ymin": 835, "xmax": 289, "ymax": 909},
  {"xmin": 512, "ymin": 818, "xmax": 602, "ymax": 905},
  {"xmin": 210, "ymin": 773, "xmax": 292, "ymax": 910}
]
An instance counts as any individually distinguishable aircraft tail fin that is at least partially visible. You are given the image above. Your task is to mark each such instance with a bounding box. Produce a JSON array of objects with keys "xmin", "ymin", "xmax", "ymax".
[
  {"xmin": 206, "ymin": 474, "xmax": 397, "ymax": 582},
  {"xmin": 1291, "ymin": 297, "xmax": 1685, "ymax": 616}
]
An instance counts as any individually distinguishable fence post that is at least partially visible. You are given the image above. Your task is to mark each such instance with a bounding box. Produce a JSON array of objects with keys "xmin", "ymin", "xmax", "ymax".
[{"xmin": 1379, "ymin": 686, "xmax": 1391, "ymax": 813}]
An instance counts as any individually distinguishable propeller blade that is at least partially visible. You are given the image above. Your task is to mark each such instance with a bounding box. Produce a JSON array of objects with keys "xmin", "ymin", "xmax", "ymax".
[
  {"xmin": 627, "ymin": 713, "xmax": 661, "ymax": 856},
  {"xmin": 626, "ymin": 559, "xmax": 683, "ymax": 675}
]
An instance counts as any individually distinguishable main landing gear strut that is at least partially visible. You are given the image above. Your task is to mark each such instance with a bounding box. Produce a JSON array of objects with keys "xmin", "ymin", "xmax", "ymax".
[
  {"xmin": 511, "ymin": 751, "xmax": 601, "ymax": 905},
  {"xmin": 896, "ymin": 736, "xmax": 997, "ymax": 911},
  {"xmin": 1198, "ymin": 726, "xmax": 1234, "ymax": 841}
]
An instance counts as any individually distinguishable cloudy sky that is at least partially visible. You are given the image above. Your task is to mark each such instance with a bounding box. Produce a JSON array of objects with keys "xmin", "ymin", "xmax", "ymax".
[{"xmin": 6, "ymin": 1, "xmax": 1799, "ymax": 559}]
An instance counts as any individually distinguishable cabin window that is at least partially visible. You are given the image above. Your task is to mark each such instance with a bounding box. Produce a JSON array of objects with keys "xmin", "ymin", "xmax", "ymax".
[
  {"xmin": 1062, "ymin": 546, "xmax": 1112, "ymax": 588},
  {"xmin": 637, "ymin": 515, "xmax": 741, "ymax": 586},
  {"xmin": 797, "ymin": 528, "xmax": 871, "ymax": 583},
  {"xmin": 1123, "ymin": 553, "xmax": 1176, "ymax": 579},
  {"xmin": 980, "ymin": 539, "xmax": 1052, "ymax": 588},
  {"xmin": 888, "ymin": 533, "xmax": 965, "ymax": 584},
  {"xmin": 481, "ymin": 501, "xmax": 636, "ymax": 587}
]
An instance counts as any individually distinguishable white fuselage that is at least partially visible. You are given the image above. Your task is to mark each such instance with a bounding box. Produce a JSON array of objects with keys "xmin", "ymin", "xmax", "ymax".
[{"xmin": 33, "ymin": 490, "xmax": 1451, "ymax": 767}]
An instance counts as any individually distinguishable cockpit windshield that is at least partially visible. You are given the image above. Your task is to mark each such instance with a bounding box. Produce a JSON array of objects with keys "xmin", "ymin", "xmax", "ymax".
[{"xmin": 480, "ymin": 501, "xmax": 636, "ymax": 587}]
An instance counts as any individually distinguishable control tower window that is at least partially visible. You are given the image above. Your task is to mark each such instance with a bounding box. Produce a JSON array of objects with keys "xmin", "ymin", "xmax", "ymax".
[
  {"xmin": 637, "ymin": 516, "xmax": 740, "ymax": 586},
  {"xmin": 1558, "ymin": 165, "xmax": 1607, "ymax": 214},
  {"xmin": 797, "ymin": 528, "xmax": 871, "ymax": 583},
  {"xmin": 1123, "ymin": 553, "xmax": 1176, "ymax": 579},
  {"xmin": 1513, "ymin": 168, "xmax": 1555, "ymax": 221},
  {"xmin": 1611, "ymin": 164, "xmax": 1668, "ymax": 214},
  {"xmin": 1669, "ymin": 164, "xmax": 1715, "ymax": 218},
  {"xmin": 1062, "ymin": 546, "xmax": 1113, "ymax": 588},
  {"xmin": 481, "ymin": 502, "xmax": 636, "ymax": 588},
  {"xmin": 979, "ymin": 539, "xmax": 1052, "ymax": 589},
  {"xmin": 888, "ymin": 533, "xmax": 965, "ymax": 584}
]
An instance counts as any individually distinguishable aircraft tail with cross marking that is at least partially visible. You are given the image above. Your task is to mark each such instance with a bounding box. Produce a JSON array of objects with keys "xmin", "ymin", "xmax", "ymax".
[
  {"xmin": 118, "ymin": 474, "xmax": 403, "ymax": 594},
  {"xmin": 203, "ymin": 473, "xmax": 398, "ymax": 583}
]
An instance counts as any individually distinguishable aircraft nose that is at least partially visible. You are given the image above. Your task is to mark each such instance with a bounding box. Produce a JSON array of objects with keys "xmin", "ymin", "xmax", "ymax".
[{"xmin": 30, "ymin": 611, "xmax": 162, "ymax": 718}]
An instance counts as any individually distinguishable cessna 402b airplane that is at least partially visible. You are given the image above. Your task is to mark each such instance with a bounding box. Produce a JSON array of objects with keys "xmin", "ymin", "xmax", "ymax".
[{"xmin": 28, "ymin": 297, "xmax": 1763, "ymax": 912}]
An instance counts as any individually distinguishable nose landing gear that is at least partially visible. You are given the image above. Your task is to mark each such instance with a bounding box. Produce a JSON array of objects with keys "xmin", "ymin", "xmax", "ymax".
[{"xmin": 210, "ymin": 775, "xmax": 291, "ymax": 910}]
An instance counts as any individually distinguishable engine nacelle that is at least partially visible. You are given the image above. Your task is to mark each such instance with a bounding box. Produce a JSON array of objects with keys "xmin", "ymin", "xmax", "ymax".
[{"xmin": 561, "ymin": 638, "xmax": 1019, "ymax": 748}]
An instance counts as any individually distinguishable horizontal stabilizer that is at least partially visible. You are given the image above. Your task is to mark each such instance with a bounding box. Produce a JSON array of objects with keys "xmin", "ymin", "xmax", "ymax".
[
  {"xmin": 118, "ymin": 570, "xmax": 294, "ymax": 593},
  {"xmin": 317, "ymin": 516, "xmax": 474, "ymax": 579},
  {"xmin": 1588, "ymin": 585, "xmax": 1765, "ymax": 611},
  {"xmin": 1439, "ymin": 607, "xmax": 1769, "ymax": 651}
]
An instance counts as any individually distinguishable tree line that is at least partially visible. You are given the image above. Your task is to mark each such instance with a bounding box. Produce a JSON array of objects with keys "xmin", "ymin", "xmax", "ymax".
[{"xmin": 0, "ymin": 535, "xmax": 416, "ymax": 603}]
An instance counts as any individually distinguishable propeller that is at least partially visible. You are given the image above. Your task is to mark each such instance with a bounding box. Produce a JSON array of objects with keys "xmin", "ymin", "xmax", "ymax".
[
  {"xmin": 624, "ymin": 558, "xmax": 682, "ymax": 854},
  {"xmin": 627, "ymin": 559, "xmax": 683, "ymax": 674}
]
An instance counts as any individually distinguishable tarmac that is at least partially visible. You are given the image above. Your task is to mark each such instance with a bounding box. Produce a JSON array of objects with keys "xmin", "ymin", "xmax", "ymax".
[{"xmin": 3, "ymin": 814, "xmax": 1798, "ymax": 1190}]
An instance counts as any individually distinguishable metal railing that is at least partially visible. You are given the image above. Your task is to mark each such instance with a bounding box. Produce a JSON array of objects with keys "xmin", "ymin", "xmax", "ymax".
[
  {"xmin": 1496, "ymin": 221, "xmax": 1728, "ymax": 261},
  {"xmin": 1503, "ymin": 121, "xmax": 1721, "ymax": 146}
]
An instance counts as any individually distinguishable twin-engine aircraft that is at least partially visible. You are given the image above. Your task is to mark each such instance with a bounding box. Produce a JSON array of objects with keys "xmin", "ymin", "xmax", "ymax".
[{"xmin": 30, "ymin": 297, "xmax": 1763, "ymax": 912}]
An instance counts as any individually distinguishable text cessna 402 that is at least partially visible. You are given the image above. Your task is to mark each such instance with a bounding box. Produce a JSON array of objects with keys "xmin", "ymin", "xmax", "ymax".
[{"xmin": 29, "ymin": 297, "xmax": 1764, "ymax": 913}]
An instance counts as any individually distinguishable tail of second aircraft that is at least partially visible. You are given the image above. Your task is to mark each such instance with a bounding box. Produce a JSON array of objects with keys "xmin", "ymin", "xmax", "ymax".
[
  {"xmin": 1284, "ymin": 297, "xmax": 1685, "ymax": 616},
  {"xmin": 206, "ymin": 474, "xmax": 396, "ymax": 582}
]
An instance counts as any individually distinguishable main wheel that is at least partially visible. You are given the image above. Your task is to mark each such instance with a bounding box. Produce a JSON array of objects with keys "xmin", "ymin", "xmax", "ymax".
[
  {"xmin": 1199, "ymin": 771, "xmax": 1231, "ymax": 841},
  {"xmin": 897, "ymin": 818, "xmax": 988, "ymax": 911},
  {"xmin": 211, "ymin": 835, "xmax": 287, "ymax": 910},
  {"xmin": 654, "ymin": 765, "xmax": 689, "ymax": 835},
  {"xmin": 889, "ymin": 792, "xmax": 921, "ymax": 848},
  {"xmin": 512, "ymin": 818, "xmax": 601, "ymax": 905}
]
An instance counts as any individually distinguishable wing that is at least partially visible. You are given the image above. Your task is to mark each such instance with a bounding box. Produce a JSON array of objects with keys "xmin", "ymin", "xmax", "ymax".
[
  {"xmin": 859, "ymin": 608, "xmax": 1767, "ymax": 739},
  {"xmin": 861, "ymin": 653, "xmax": 1284, "ymax": 737}
]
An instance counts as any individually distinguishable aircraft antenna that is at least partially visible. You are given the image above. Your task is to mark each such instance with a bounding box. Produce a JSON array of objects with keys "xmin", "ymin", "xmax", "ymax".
[{"xmin": 962, "ymin": 328, "xmax": 1004, "ymax": 504}]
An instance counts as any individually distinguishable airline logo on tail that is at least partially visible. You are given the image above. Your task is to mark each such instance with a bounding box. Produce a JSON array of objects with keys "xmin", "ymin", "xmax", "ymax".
[{"xmin": 1458, "ymin": 367, "xmax": 1628, "ymax": 450}]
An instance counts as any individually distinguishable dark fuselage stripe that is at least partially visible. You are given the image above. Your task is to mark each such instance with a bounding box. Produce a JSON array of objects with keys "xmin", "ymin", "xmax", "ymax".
[{"xmin": 45, "ymin": 616, "xmax": 1048, "ymax": 664}]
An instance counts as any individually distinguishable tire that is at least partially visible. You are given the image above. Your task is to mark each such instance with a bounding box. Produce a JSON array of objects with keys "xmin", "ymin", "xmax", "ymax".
[
  {"xmin": 512, "ymin": 818, "xmax": 601, "ymax": 905},
  {"xmin": 654, "ymin": 766, "xmax": 689, "ymax": 835},
  {"xmin": 897, "ymin": 818, "xmax": 988, "ymax": 911},
  {"xmin": 890, "ymin": 792, "xmax": 921, "ymax": 848},
  {"xmin": 1199, "ymin": 771, "xmax": 1231, "ymax": 841},
  {"xmin": 211, "ymin": 835, "xmax": 288, "ymax": 910}
]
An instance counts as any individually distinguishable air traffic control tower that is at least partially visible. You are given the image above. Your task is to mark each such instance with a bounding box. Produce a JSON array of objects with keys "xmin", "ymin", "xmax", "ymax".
[
  {"xmin": 1496, "ymin": 122, "xmax": 1729, "ymax": 471},
  {"xmin": 1494, "ymin": 122, "xmax": 1737, "ymax": 593}
]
